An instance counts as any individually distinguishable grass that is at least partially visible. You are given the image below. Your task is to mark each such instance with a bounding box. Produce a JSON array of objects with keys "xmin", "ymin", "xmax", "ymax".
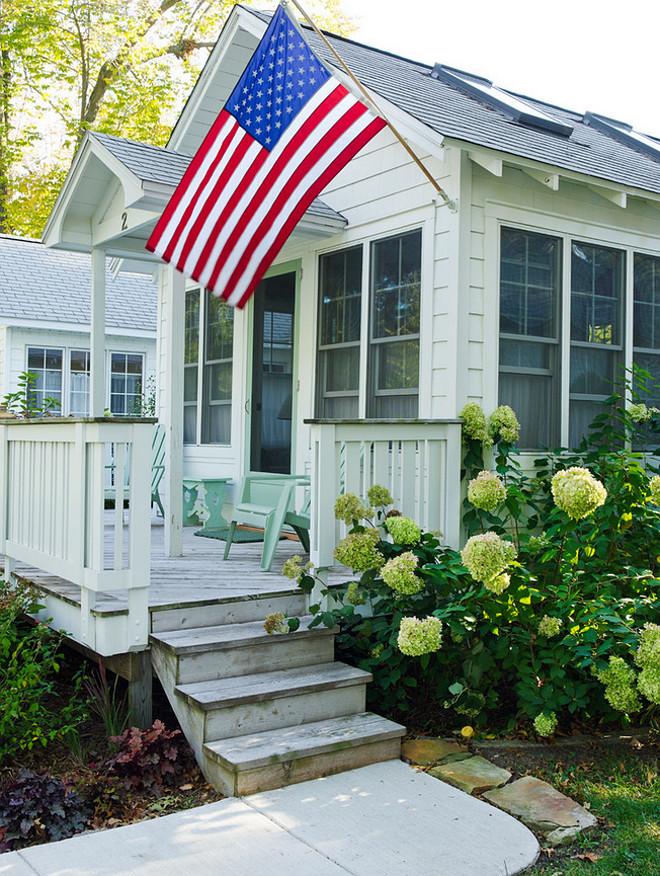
[{"xmin": 529, "ymin": 747, "xmax": 660, "ymax": 875}]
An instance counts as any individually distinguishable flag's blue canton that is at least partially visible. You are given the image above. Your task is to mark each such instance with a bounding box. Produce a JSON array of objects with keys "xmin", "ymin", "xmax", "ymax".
[{"xmin": 225, "ymin": 6, "xmax": 331, "ymax": 151}]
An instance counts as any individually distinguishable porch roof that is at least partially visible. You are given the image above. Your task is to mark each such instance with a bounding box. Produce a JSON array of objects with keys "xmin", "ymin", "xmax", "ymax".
[{"xmin": 42, "ymin": 130, "xmax": 347, "ymax": 262}]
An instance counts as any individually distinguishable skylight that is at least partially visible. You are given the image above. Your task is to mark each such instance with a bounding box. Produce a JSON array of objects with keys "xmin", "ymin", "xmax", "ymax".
[
  {"xmin": 431, "ymin": 65, "xmax": 574, "ymax": 137},
  {"xmin": 583, "ymin": 112, "xmax": 660, "ymax": 162}
]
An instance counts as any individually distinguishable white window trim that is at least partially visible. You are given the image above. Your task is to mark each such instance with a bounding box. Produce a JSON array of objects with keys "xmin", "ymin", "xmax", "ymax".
[{"xmin": 485, "ymin": 203, "xmax": 660, "ymax": 447}]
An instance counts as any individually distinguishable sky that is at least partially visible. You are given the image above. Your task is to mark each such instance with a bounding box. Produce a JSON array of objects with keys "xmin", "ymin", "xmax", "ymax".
[{"xmin": 340, "ymin": 0, "xmax": 660, "ymax": 137}]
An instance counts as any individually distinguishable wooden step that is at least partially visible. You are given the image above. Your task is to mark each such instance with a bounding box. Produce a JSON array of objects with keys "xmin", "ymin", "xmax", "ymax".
[
  {"xmin": 203, "ymin": 712, "xmax": 406, "ymax": 796},
  {"xmin": 149, "ymin": 617, "xmax": 336, "ymax": 685},
  {"xmin": 150, "ymin": 590, "xmax": 307, "ymax": 633},
  {"xmin": 175, "ymin": 663, "xmax": 371, "ymax": 740}
]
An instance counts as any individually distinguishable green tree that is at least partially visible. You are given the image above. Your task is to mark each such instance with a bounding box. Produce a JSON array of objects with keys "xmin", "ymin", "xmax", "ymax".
[{"xmin": 0, "ymin": 0, "xmax": 354, "ymax": 237}]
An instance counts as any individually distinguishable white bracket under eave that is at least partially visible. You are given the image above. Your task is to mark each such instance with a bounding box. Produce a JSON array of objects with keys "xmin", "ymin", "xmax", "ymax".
[
  {"xmin": 588, "ymin": 185, "xmax": 627, "ymax": 208},
  {"xmin": 522, "ymin": 168, "xmax": 560, "ymax": 190},
  {"xmin": 468, "ymin": 151, "xmax": 502, "ymax": 177}
]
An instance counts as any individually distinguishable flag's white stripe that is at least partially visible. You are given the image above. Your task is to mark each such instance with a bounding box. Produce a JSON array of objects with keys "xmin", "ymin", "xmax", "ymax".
[
  {"xmin": 152, "ymin": 114, "xmax": 238, "ymax": 256},
  {"xmin": 187, "ymin": 78, "xmax": 344, "ymax": 279},
  {"xmin": 226, "ymin": 111, "xmax": 377, "ymax": 305},
  {"xmin": 170, "ymin": 133, "xmax": 261, "ymax": 268},
  {"xmin": 196, "ymin": 88, "xmax": 361, "ymax": 287}
]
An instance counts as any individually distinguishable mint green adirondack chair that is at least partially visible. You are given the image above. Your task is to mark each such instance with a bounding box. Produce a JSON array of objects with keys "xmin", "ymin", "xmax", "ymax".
[{"xmin": 105, "ymin": 423, "xmax": 166, "ymax": 516}]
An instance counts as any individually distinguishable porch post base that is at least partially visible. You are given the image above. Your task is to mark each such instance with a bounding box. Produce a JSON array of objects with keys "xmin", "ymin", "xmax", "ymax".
[{"xmin": 127, "ymin": 650, "xmax": 153, "ymax": 729}]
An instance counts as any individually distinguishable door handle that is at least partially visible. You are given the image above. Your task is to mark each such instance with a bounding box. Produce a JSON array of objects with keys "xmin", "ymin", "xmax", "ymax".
[{"xmin": 245, "ymin": 399, "xmax": 250, "ymax": 413}]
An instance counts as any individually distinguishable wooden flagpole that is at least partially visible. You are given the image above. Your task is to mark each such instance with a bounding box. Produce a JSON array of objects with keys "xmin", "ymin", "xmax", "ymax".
[{"xmin": 284, "ymin": 0, "xmax": 456, "ymax": 209}]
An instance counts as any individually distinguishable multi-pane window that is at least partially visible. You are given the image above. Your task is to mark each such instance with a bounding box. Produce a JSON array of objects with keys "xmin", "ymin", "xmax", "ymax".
[
  {"xmin": 369, "ymin": 230, "xmax": 421, "ymax": 417},
  {"xmin": 26, "ymin": 348, "xmax": 63, "ymax": 411},
  {"xmin": 110, "ymin": 353, "xmax": 144, "ymax": 416},
  {"xmin": 498, "ymin": 227, "xmax": 649, "ymax": 449},
  {"xmin": 184, "ymin": 288, "xmax": 234, "ymax": 445},
  {"xmin": 633, "ymin": 253, "xmax": 660, "ymax": 408},
  {"xmin": 569, "ymin": 243, "xmax": 624, "ymax": 446},
  {"xmin": 499, "ymin": 229, "xmax": 561, "ymax": 449},
  {"xmin": 317, "ymin": 246, "xmax": 362, "ymax": 418},
  {"xmin": 69, "ymin": 350, "xmax": 90, "ymax": 416},
  {"xmin": 316, "ymin": 230, "xmax": 422, "ymax": 420}
]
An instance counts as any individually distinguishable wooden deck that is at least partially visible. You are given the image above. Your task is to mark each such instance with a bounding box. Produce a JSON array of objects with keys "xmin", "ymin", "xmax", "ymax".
[{"xmin": 7, "ymin": 515, "xmax": 348, "ymax": 616}]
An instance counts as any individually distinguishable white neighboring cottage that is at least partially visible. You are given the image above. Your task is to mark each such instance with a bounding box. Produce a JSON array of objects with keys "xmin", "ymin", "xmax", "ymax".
[{"xmin": 0, "ymin": 235, "xmax": 157, "ymax": 415}]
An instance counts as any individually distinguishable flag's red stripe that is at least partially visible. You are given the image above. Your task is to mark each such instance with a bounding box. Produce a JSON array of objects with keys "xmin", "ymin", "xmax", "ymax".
[
  {"xmin": 176, "ymin": 134, "xmax": 268, "ymax": 273},
  {"xmin": 147, "ymin": 110, "xmax": 235, "ymax": 254},
  {"xmin": 188, "ymin": 84, "xmax": 350, "ymax": 283},
  {"xmin": 231, "ymin": 117, "xmax": 386, "ymax": 307},
  {"xmin": 210, "ymin": 100, "xmax": 371, "ymax": 294},
  {"xmin": 162, "ymin": 117, "xmax": 246, "ymax": 264}
]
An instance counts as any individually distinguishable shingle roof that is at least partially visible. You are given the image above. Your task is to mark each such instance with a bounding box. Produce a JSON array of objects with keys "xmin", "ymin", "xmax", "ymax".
[
  {"xmin": 91, "ymin": 131, "xmax": 346, "ymax": 221},
  {"xmin": 0, "ymin": 236, "xmax": 156, "ymax": 332},
  {"xmin": 246, "ymin": 9, "xmax": 660, "ymax": 196}
]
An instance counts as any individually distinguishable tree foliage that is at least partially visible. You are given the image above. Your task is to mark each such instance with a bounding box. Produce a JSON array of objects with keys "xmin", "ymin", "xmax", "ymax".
[{"xmin": 0, "ymin": 0, "xmax": 354, "ymax": 237}]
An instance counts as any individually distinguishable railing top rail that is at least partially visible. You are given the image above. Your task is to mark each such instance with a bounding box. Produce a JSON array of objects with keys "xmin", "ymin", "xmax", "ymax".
[
  {"xmin": 304, "ymin": 418, "xmax": 464, "ymax": 426},
  {"xmin": 2, "ymin": 417, "xmax": 158, "ymax": 427}
]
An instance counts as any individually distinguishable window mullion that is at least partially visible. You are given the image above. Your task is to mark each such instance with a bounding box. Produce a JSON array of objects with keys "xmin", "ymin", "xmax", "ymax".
[
  {"xmin": 196, "ymin": 288, "xmax": 204, "ymax": 444},
  {"xmin": 560, "ymin": 238, "xmax": 571, "ymax": 447}
]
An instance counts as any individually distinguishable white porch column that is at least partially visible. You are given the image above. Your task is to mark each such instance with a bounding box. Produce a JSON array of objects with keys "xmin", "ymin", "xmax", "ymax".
[
  {"xmin": 90, "ymin": 247, "xmax": 106, "ymax": 416},
  {"xmin": 159, "ymin": 267, "xmax": 185, "ymax": 557}
]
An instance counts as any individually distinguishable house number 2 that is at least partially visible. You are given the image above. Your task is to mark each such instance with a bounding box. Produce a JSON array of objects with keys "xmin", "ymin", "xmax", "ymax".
[{"xmin": 121, "ymin": 211, "xmax": 128, "ymax": 230}]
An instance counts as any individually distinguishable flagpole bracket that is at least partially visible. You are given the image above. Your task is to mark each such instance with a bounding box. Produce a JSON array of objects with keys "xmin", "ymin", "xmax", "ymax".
[{"xmin": 436, "ymin": 193, "xmax": 458, "ymax": 213}]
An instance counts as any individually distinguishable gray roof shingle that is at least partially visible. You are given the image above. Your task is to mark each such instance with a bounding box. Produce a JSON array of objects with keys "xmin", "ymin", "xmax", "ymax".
[
  {"xmin": 0, "ymin": 236, "xmax": 156, "ymax": 332},
  {"xmin": 246, "ymin": 9, "xmax": 660, "ymax": 195}
]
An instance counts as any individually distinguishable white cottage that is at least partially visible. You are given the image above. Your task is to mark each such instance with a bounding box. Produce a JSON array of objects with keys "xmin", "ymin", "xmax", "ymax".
[
  {"xmin": 0, "ymin": 235, "xmax": 157, "ymax": 415},
  {"xmin": 5, "ymin": 6, "xmax": 660, "ymax": 792}
]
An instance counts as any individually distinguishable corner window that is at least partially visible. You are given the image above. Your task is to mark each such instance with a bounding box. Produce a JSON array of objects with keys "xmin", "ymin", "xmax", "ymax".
[
  {"xmin": 316, "ymin": 246, "xmax": 362, "ymax": 418},
  {"xmin": 184, "ymin": 288, "xmax": 234, "ymax": 445},
  {"xmin": 498, "ymin": 228, "xmax": 561, "ymax": 448},
  {"xmin": 633, "ymin": 253, "xmax": 660, "ymax": 407},
  {"xmin": 110, "ymin": 353, "xmax": 144, "ymax": 416}
]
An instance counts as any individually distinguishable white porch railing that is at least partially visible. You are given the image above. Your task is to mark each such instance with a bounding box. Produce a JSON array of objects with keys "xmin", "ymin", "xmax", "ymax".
[
  {"xmin": 0, "ymin": 417, "xmax": 153, "ymax": 655},
  {"xmin": 307, "ymin": 419, "xmax": 463, "ymax": 568}
]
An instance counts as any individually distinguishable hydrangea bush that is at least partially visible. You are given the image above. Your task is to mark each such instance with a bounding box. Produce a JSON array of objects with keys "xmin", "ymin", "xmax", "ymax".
[{"xmin": 296, "ymin": 367, "xmax": 660, "ymax": 736}]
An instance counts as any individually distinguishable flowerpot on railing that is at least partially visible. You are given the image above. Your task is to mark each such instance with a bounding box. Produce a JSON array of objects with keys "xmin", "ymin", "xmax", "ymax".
[{"xmin": 0, "ymin": 405, "xmax": 16, "ymax": 420}]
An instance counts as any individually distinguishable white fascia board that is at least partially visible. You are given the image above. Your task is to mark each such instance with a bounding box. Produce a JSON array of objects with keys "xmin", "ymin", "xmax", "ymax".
[
  {"xmin": 442, "ymin": 135, "xmax": 660, "ymax": 206},
  {"xmin": 1, "ymin": 316, "xmax": 156, "ymax": 338},
  {"xmin": 42, "ymin": 135, "xmax": 95, "ymax": 247},
  {"xmin": 168, "ymin": 7, "xmax": 266, "ymax": 152}
]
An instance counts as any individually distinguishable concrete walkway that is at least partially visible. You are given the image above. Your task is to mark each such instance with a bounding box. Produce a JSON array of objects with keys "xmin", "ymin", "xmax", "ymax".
[{"xmin": 0, "ymin": 762, "xmax": 539, "ymax": 876}]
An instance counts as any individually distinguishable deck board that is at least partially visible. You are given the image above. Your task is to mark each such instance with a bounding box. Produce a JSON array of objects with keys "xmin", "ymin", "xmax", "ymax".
[{"xmin": 6, "ymin": 515, "xmax": 350, "ymax": 613}]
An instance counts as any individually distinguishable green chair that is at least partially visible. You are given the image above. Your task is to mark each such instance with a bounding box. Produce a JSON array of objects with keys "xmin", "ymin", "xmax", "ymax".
[
  {"xmin": 105, "ymin": 423, "xmax": 166, "ymax": 516},
  {"xmin": 223, "ymin": 475, "xmax": 310, "ymax": 572}
]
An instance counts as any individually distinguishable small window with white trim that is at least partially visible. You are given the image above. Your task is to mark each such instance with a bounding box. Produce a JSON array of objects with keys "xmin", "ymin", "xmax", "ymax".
[{"xmin": 110, "ymin": 352, "xmax": 144, "ymax": 416}]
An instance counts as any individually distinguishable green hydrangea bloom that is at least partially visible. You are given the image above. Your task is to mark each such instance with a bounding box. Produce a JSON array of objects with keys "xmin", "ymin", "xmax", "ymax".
[
  {"xmin": 488, "ymin": 405, "xmax": 520, "ymax": 444},
  {"xmin": 483, "ymin": 572, "xmax": 510, "ymax": 595},
  {"xmin": 459, "ymin": 402, "xmax": 491, "ymax": 446},
  {"xmin": 263, "ymin": 612, "xmax": 287, "ymax": 636},
  {"xmin": 334, "ymin": 492, "xmax": 373, "ymax": 525},
  {"xmin": 367, "ymin": 484, "xmax": 393, "ymax": 508},
  {"xmin": 334, "ymin": 530, "xmax": 384, "ymax": 572},
  {"xmin": 282, "ymin": 555, "xmax": 304, "ymax": 581},
  {"xmin": 635, "ymin": 624, "xmax": 660, "ymax": 705},
  {"xmin": 551, "ymin": 466, "xmax": 607, "ymax": 520},
  {"xmin": 538, "ymin": 616, "xmax": 562, "ymax": 637},
  {"xmin": 467, "ymin": 470, "xmax": 506, "ymax": 511},
  {"xmin": 533, "ymin": 712, "xmax": 558, "ymax": 737},
  {"xmin": 629, "ymin": 402, "xmax": 652, "ymax": 423},
  {"xmin": 595, "ymin": 656, "xmax": 641, "ymax": 713},
  {"xmin": 381, "ymin": 551, "xmax": 424, "ymax": 594},
  {"xmin": 649, "ymin": 476, "xmax": 660, "ymax": 506},
  {"xmin": 385, "ymin": 515, "xmax": 422, "ymax": 545},
  {"xmin": 397, "ymin": 616, "xmax": 443, "ymax": 656},
  {"xmin": 460, "ymin": 532, "xmax": 517, "ymax": 584},
  {"xmin": 345, "ymin": 581, "xmax": 366, "ymax": 606}
]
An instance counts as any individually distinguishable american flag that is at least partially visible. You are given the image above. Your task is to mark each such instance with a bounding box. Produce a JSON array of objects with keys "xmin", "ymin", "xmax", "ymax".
[{"xmin": 146, "ymin": 4, "xmax": 386, "ymax": 308}]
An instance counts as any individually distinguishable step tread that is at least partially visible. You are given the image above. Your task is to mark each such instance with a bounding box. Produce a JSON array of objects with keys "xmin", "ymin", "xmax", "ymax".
[
  {"xmin": 149, "ymin": 616, "xmax": 334, "ymax": 655},
  {"xmin": 175, "ymin": 662, "xmax": 372, "ymax": 710},
  {"xmin": 204, "ymin": 712, "xmax": 406, "ymax": 771}
]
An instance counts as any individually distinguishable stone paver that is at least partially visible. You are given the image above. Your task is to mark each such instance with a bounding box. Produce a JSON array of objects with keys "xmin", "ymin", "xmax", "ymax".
[
  {"xmin": 483, "ymin": 776, "xmax": 598, "ymax": 846},
  {"xmin": 401, "ymin": 737, "xmax": 469, "ymax": 765},
  {"xmin": 430, "ymin": 755, "xmax": 512, "ymax": 795}
]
